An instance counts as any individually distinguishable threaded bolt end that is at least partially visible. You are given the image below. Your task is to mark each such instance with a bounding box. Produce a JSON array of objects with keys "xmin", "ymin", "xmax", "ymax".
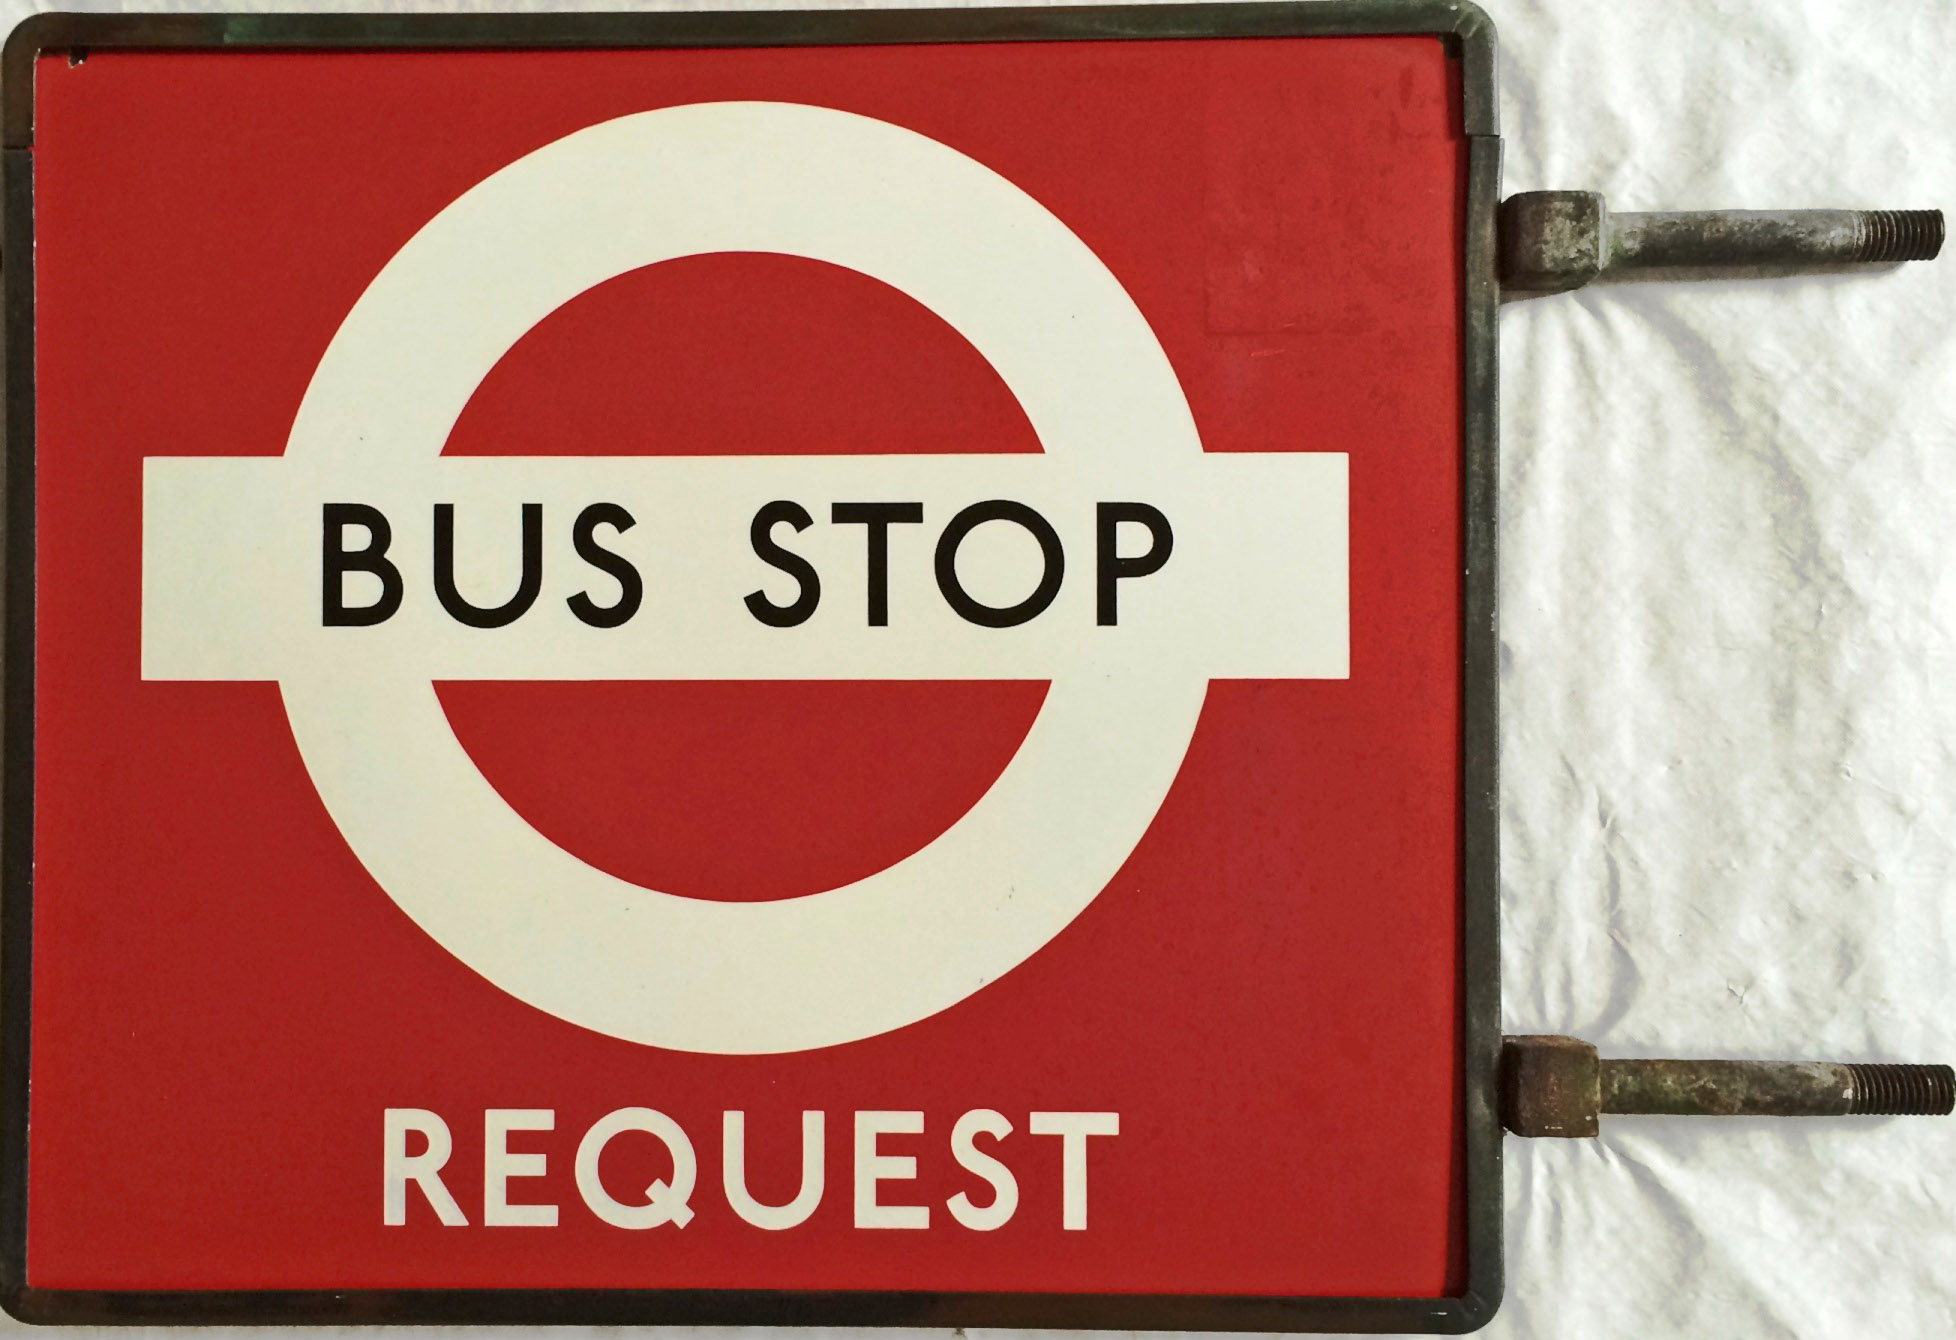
[
  {"xmin": 1845, "ymin": 1063, "xmax": 1955, "ymax": 1115},
  {"xmin": 1853, "ymin": 209, "xmax": 1944, "ymax": 262}
]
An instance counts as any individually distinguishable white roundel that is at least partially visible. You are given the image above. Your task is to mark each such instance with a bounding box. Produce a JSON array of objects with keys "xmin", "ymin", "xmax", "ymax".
[{"xmin": 278, "ymin": 101, "xmax": 1210, "ymax": 1053}]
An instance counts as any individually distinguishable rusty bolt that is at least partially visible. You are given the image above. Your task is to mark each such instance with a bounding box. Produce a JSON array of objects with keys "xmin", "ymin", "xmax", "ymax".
[
  {"xmin": 1499, "ymin": 190, "xmax": 1944, "ymax": 294},
  {"xmin": 1501, "ymin": 1036, "xmax": 1956, "ymax": 1137}
]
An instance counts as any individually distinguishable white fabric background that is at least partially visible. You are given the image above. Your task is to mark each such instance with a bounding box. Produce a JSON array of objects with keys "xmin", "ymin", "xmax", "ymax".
[{"xmin": 1, "ymin": 0, "xmax": 1950, "ymax": 1335}]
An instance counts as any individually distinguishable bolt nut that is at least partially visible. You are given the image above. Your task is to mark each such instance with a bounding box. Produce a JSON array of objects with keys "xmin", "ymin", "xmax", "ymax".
[
  {"xmin": 1498, "ymin": 191, "xmax": 1604, "ymax": 293},
  {"xmin": 1501, "ymin": 1035, "xmax": 1601, "ymax": 1137}
]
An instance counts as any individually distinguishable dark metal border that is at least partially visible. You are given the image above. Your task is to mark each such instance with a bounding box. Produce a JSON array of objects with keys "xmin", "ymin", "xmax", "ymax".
[{"xmin": 0, "ymin": 3, "xmax": 1502, "ymax": 1330}]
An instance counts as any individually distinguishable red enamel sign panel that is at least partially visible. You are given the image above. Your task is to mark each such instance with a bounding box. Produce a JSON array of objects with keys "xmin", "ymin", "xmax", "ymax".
[{"xmin": 2, "ymin": 6, "xmax": 1499, "ymax": 1330}]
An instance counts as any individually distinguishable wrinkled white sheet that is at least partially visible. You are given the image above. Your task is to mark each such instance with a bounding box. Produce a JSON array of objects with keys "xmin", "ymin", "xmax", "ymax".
[
  {"xmin": 1, "ymin": 1, "xmax": 1949, "ymax": 1336},
  {"xmin": 1492, "ymin": 2, "xmax": 1956, "ymax": 1335}
]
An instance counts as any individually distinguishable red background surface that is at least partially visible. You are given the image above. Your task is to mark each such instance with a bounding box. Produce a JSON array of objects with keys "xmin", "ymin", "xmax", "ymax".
[{"xmin": 27, "ymin": 38, "xmax": 1465, "ymax": 1296}]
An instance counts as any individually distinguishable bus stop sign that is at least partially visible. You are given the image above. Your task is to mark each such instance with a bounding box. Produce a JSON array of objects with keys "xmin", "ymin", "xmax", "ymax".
[{"xmin": 1, "ymin": 4, "xmax": 1500, "ymax": 1330}]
